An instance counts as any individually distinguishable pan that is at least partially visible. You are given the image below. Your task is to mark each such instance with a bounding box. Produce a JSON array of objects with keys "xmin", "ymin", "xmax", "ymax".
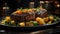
[{"xmin": 0, "ymin": 16, "xmax": 60, "ymax": 32}]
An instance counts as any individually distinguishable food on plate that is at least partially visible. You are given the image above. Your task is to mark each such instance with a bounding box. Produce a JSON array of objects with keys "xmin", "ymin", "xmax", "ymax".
[
  {"xmin": 22, "ymin": 9, "xmax": 28, "ymax": 13},
  {"xmin": 36, "ymin": 17, "xmax": 41, "ymax": 22},
  {"xmin": 28, "ymin": 9, "xmax": 33, "ymax": 12},
  {"xmin": 1, "ymin": 20, "xmax": 6, "ymax": 24},
  {"xmin": 1, "ymin": 20, "xmax": 11, "ymax": 25},
  {"xmin": 49, "ymin": 15, "xmax": 54, "ymax": 21},
  {"xmin": 36, "ymin": 17, "xmax": 45, "ymax": 25},
  {"xmin": 43, "ymin": 17, "xmax": 49, "ymax": 22},
  {"xmin": 19, "ymin": 22, "xmax": 25, "ymax": 27},
  {"xmin": 13, "ymin": 9, "xmax": 22, "ymax": 14},
  {"xmin": 30, "ymin": 21, "xmax": 38, "ymax": 26},
  {"xmin": 11, "ymin": 8, "xmax": 48, "ymax": 22},
  {"xmin": 32, "ymin": 21, "xmax": 38, "ymax": 26},
  {"xmin": 47, "ymin": 21, "xmax": 52, "ymax": 25},
  {"xmin": 26, "ymin": 22, "xmax": 34, "ymax": 26},
  {"xmin": 32, "ymin": 8, "xmax": 36, "ymax": 12},
  {"xmin": 1, "ymin": 8, "xmax": 59, "ymax": 27},
  {"xmin": 5, "ymin": 16, "xmax": 11, "ymax": 22},
  {"xmin": 11, "ymin": 8, "xmax": 35, "ymax": 22},
  {"xmin": 1, "ymin": 15, "xmax": 58, "ymax": 27},
  {"xmin": 38, "ymin": 17, "xmax": 45, "ymax": 25},
  {"xmin": 11, "ymin": 20, "xmax": 15, "ymax": 24}
]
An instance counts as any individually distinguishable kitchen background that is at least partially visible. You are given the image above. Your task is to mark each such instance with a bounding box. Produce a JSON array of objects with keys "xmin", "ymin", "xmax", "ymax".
[{"xmin": 0, "ymin": 0, "xmax": 60, "ymax": 19}]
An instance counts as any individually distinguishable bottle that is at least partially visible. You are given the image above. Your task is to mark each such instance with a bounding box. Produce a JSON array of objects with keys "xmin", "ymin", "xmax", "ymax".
[
  {"xmin": 2, "ymin": 2, "xmax": 10, "ymax": 16},
  {"xmin": 54, "ymin": 1, "xmax": 60, "ymax": 14},
  {"xmin": 39, "ymin": 1, "xmax": 44, "ymax": 6},
  {"xmin": 29, "ymin": 2, "xmax": 35, "ymax": 8},
  {"xmin": 38, "ymin": 1, "xmax": 48, "ymax": 17},
  {"xmin": 44, "ymin": 1, "xmax": 49, "ymax": 9}
]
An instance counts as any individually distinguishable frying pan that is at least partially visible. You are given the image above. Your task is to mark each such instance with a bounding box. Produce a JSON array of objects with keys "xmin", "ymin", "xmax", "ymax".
[
  {"xmin": 0, "ymin": 17, "xmax": 60, "ymax": 32},
  {"xmin": 0, "ymin": 11, "xmax": 60, "ymax": 32}
]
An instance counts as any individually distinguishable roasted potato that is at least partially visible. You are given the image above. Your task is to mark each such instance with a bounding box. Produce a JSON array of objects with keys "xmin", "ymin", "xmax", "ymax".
[
  {"xmin": 5, "ymin": 16, "xmax": 11, "ymax": 22},
  {"xmin": 43, "ymin": 17, "xmax": 49, "ymax": 22},
  {"xmin": 11, "ymin": 20, "xmax": 15, "ymax": 24},
  {"xmin": 19, "ymin": 22, "xmax": 25, "ymax": 27},
  {"xmin": 49, "ymin": 16, "xmax": 54, "ymax": 21},
  {"xmin": 47, "ymin": 21, "xmax": 52, "ymax": 25},
  {"xmin": 36, "ymin": 17, "xmax": 41, "ymax": 22},
  {"xmin": 26, "ymin": 22, "xmax": 34, "ymax": 26}
]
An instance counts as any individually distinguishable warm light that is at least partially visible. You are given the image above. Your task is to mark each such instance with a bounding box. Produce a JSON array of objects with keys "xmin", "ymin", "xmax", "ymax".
[
  {"xmin": 39, "ymin": 1, "xmax": 44, "ymax": 3},
  {"xmin": 54, "ymin": 1, "xmax": 58, "ymax": 4},
  {"xmin": 30, "ymin": 2, "xmax": 35, "ymax": 4},
  {"xmin": 29, "ymin": 2, "xmax": 35, "ymax": 8},
  {"xmin": 57, "ymin": 4, "xmax": 60, "ymax": 7},
  {"xmin": 45, "ymin": 1, "xmax": 49, "ymax": 3}
]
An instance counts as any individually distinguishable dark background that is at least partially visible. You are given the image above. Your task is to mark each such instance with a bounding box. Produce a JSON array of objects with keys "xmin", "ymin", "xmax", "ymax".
[
  {"xmin": 0, "ymin": 0, "xmax": 59, "ymax": 17},
  {"xmin": 0, "ymin": 0, "xmax": 39, "ymax": 17}
]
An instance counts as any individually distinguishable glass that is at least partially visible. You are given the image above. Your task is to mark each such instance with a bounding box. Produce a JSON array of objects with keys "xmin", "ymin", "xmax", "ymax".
[
  {"xmin": 2, "ymin": 2, "xmax": 10, "ymax": 16},
  {"xmin": 29, "ymin": 2, "xmax": 35, "ymax": 8}
]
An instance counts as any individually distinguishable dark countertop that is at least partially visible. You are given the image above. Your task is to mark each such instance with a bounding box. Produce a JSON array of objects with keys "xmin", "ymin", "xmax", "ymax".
[{"xmin": 0, "ymin": 26, "xmax": 60, "ymax": 34}]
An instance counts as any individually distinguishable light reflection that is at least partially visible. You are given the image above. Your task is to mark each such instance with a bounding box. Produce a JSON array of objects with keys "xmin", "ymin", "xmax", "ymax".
[
  {"xmin": 45, "ymin": 1, "xmax": 49, "ymax": 3},
  {"xmin": 57, "ymin": 4, "xmax": 60, "ymax": 7},
  {"xmin": 39, "ymin": 1, "xmax": 44, "ymax": 3}
]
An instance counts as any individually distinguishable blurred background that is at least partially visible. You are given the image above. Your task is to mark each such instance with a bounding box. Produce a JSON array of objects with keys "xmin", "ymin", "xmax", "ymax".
[{"xmin": 0, "ymin": 0, "xmax": 60, "ymax": 17}]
